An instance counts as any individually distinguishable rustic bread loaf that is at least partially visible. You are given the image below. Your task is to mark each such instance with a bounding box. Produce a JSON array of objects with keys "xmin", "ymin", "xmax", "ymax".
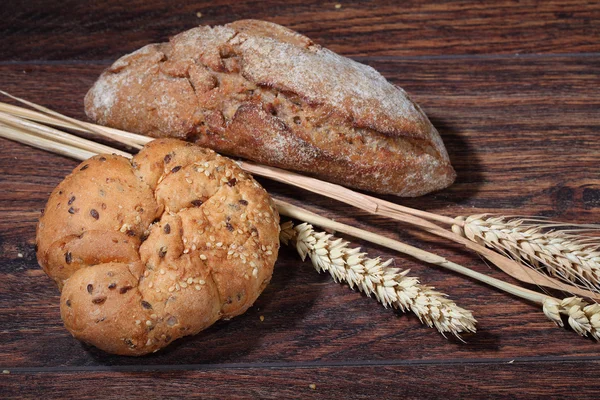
[
  {"xmin": 36, "ymin": 139, "xmax": 280, "ymax": 355},
  {"xmin": 85, "ymin": 19, "xmax": 455, "ymax": 197}
]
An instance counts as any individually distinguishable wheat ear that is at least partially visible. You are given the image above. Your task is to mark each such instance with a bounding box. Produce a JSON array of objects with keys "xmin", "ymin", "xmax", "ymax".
[
  {"xmin": 453, "ymin": 215, "xmax": 600, "ymax": 291},
  {"xmin": 280, "ymin": 221, "xmax": 477, "ymax": 339},
  {"xmin": 543, "ymin": 297, "xmax": 600, "ymax": 340}
]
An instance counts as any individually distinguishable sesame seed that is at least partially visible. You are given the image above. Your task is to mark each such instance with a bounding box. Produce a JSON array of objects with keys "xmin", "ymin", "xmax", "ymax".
[
  {"xmin": 216, "ymin": 242, "xmax": 223, "ymax": 247},
  {"xmin": 183, "ymin": 249, "xmax": 189, "ymax": 254},
  {"xmin": 2, "ymin": 370, "xmax": 10, "ymax": 374},
  {"xmin": 175, "ymin": 284, "xmax": 180, "ymax": 291},
  {"xmin": 191, "ymin": 244, "xmax": 197, "ymax": 251},
  {"xmin": 148, "ymin": 282, "xmax": 154, "ymax": 288},
  {"xmin": 209, "ymin": 235, "xmax": 215, "ymax": 241},
  {"xmin": 155, "ymin": 289, "xmax": 161, "ymax": 293},
  {"xmin": 227, "ymin": 250, "xmax": 234, "ymax": 255},
  {"xmin": 135, "ymin": 320, "xmax": 141, "ymax": 325},
  {"xmin": 204, "ymin": 170, "xmax": 210, "ymax": 177},
  {"xmin": 250, "ymin": 261, "xmax": 256, "ymax": 268},
  {"xmin": 151, "ymin": 314, "xmax": 157, "ymax": 319},
  {"xmin": 185, "ymin": 178, "xmax": 193, "ymax": 184},
  {"xmin": 252, "ymin": 268, "xmax": 258, "ymax": 278},
  {"xmin": 266, "ymin": 251, "xmax": 273, "ymax": 255},
  {"xmin": 200, "ymin": 254, "xmax": 207, "ymax": 260},
  {"xmin": 17, "ymin": 253, "xmax": 23, "ymax": 258},
  {"xmin": 160, "ymin": 269, "xmax": 165, "ymax": 275},
  {"xmin": 181, "ymin": 282, "xmax": 188, "ymax": 288},
  {"xmin": 195, "ymin": 285, "xmax": 201, "ymax": 290},
  {"xmin": 168, "ymin": 287, "xmax": 175, "ymax": 293},
  {"xmin": 259, "ymin": 315, "xmax": 265, "ymax": 322},
  {"xmin": 309, "ymin": 383, "xmax": 317, "ymax": 390},
  {"xmin": 146, "ymin": 320, "xmax": 152, "ymax": 326},
  {"xmin": 199, "ymin": 279, "xmax": 206, "ymax": 285},
  {"xmin": 144, "ymin": 271, "xmax": 149, "ymax": 277},
  {"xmin": 187, "ymin": 277, "xmax": 193, "ymax": 284}
]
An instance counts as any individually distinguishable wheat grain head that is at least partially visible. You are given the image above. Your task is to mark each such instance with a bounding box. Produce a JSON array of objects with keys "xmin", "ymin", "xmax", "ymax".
[
  {"xmin": 453, "ymin": 215, "xmax": 600, "ymax": 292},
  {"xmin": 280, "ymin": 221, "xmax": 477, "ymax": 339}
]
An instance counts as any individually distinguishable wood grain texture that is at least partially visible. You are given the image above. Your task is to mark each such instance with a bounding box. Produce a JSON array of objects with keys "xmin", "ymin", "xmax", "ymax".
[
  {"xmin": 2, "ymin": 361, "xmax": 600, "ymax": 399},
  {"xmin": 0, "ymin": 0, "xmax": 599, "ymax": 397},
  {"xmin": 1, "ymin": 0, "xmax": 599, "ymax": 61}
]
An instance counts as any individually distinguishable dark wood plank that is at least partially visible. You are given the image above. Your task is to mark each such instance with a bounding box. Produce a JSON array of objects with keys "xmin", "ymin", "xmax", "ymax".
[
  {"xmin": 0, "ymin": 55, "xmax": 599, "ymax": 371},
  {"xmin": 2, "ymin": 361, "xmax": 600, "ymax": 399},
  {"xmin": 1, "ymin": 0, "xmax": 599, "ymax": 61},
  {"xmin": 2, "ymin": 0, "xmax": 600, "ymax": 397}
]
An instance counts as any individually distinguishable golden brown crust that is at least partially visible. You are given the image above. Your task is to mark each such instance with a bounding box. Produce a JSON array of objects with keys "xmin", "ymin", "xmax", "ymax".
[
  {"xmin": 85, "ymin": 20, "xmax": 455, "ymax": 197},
  {"xmin": 38, "ymin": 139, "xmax": 280, "ymax": 355}
]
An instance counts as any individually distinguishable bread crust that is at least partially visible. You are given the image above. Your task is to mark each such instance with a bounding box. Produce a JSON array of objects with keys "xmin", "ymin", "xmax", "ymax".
[
  {"xmin": 85, "ymin": 20, "xmax": 455, "ymax": 197},
  {"xmin": 37, "ymin": 139, "xmax": 279, "ymax": 355}
]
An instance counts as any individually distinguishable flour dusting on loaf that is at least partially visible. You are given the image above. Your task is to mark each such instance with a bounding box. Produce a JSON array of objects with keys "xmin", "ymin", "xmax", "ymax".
[{"xmin": 85, "ymin": 19, "xmax": 456, "ymax": 197}]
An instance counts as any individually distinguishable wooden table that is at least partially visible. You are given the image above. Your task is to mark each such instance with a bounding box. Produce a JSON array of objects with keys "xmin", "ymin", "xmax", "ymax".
[{"xmin": 1, "ymin": 1, "xmax": 599, "ymax": 398}]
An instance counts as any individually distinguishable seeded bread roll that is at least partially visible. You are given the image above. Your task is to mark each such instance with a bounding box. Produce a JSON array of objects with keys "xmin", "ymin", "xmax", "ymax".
[
  {"xmin": 36, "ymin": 139, "xmax": 280, "ymax": 355},
  {"xmin": 85, "ymin": 19, "xmax": 455, "ymax": 197}
]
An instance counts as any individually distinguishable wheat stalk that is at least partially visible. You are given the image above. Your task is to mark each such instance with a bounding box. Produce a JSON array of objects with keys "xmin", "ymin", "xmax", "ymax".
[
  {"xmin": 2, "ymin": 94, "xmax": 599, "ymax": 300},
  {"xmin": 1, "ymin": 116, "xmax": 599, "ymax": 340},
  {"xmin": 453, "ymin": 215, "xmax": 600, "ymax": 291},
  {"xmin": 280, "ymin": 221, "xmax": 477, "ymax": 338}
]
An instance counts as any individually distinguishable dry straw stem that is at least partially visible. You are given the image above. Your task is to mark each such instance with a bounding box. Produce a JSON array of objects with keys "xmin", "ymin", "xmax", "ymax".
[
  {"xmin": 1, "ymin": 112, "xmax": 599, "ymax": 341},
  {"xmin": 0, "ymin": 91, "xmax": 143, "ymax": 149},
  {"xmin": 225, "ymin": 165, "xmax": 600, "ymax": 300},
  {"xmin": 0, "ymin": 93, "xmax": 597, "ymax": 300},
  {"xmin": 279, "ymin": 220, "xmax": 477, "ymax": 338},
  {"xmin": 0, "ymin": 110, "xmax": 130, "ymax": 158}
]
